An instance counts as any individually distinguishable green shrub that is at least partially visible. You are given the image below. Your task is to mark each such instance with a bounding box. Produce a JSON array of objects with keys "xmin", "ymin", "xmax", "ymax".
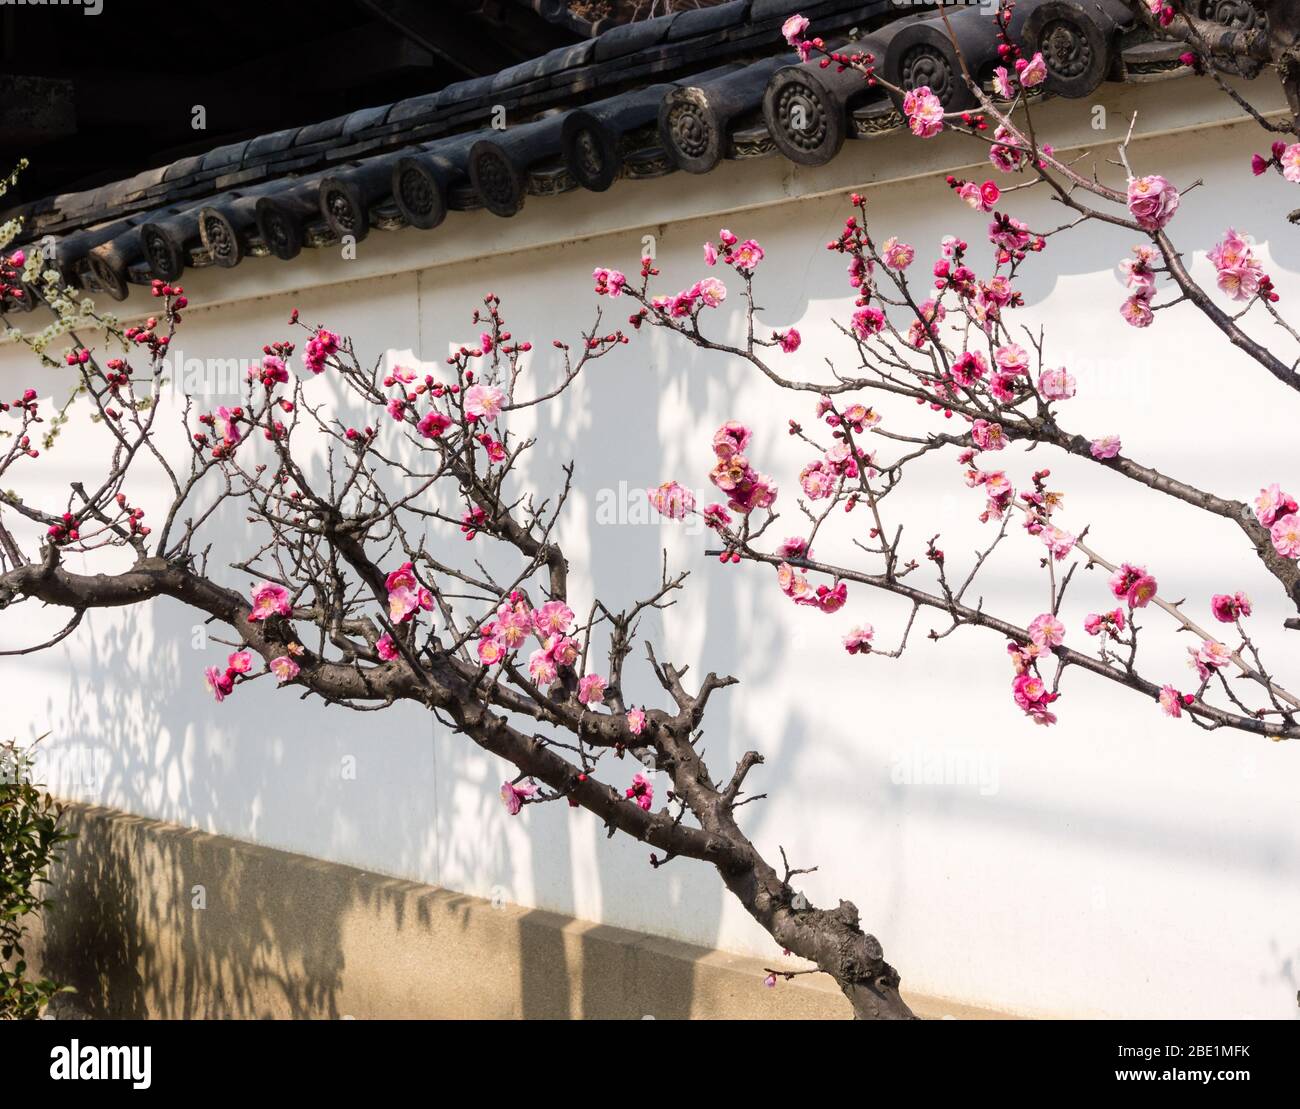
[{"xmin": 0, "ymin": 738, "xmax": 72, "ymax": 1019}]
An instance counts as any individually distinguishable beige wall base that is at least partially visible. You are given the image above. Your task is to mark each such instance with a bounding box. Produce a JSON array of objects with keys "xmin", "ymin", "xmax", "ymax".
[{"xmin": 26, "ymin": 802, "xmax": 1011, "ymax": 1020}]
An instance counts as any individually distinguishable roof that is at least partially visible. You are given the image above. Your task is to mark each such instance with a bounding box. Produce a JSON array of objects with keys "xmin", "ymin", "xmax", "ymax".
[{"xmin": 0, "ymin": 0, "xmax": 1197, "ymax": 306}]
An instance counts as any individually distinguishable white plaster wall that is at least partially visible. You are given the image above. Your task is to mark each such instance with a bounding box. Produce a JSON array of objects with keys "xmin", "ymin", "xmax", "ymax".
[{"xmin": 3, "ymin": 81, "xmax": 1298, "ymax": 1018}]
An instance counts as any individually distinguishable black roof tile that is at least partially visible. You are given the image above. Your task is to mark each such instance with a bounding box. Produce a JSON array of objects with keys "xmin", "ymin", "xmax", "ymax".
[
  {"xmin": 668, "ymin": 1, "xmax": 750, "ymax": 40},
  {"xmin": 200, "ymin": 141, "xmax": 251, "ymax": 172},
  {"xmin": 341, "ymin": 104, "xmax": 393, "ymax": 136},
  {"xmin": 0, "ymin": 0, "xmax": 1208, "ymax": 305},
  {"xmin": 161, "ymin": 154, "xmax": 207, "ymax": 182},
  {"xmin": 593, "ymin": 15, "xmax": 677, "ymax": 61},
  {"xmin": 295, "ymin": 116, "xmax": 350, "ymax": 147},
  {"xmin": 245, "ymin": 127, "xmax": 302, "ymax": 160},
  {"xmin": 535, "ymin": 38, "xmax": 598, "ymax": 75}
]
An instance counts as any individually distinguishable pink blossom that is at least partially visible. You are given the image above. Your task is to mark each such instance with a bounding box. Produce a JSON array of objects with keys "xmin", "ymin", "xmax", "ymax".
[
  {"xmin": 847, "ymin": 252, "xmax": 873, "ymax": 287},
  {"xmin": 777, "ymin": 328, "xmax": 801, "ymax": 353},
  {"xmin": 903, "ymin": 86, "xmax": 944, "ymax": 139},
  {"xmin": 777, "ymin": 536, "xmax": 810, "ymax": 560},
  {"xmin": 1121, "ymin": 289, "xmax": 1155, "ymax": 328},
  {"xmin": 1210, "ymin": 592, "xmax": 1251, "ymax": 623},
  {"xmin": 881, "ymin": 237, "xmax": 915, "ymax": 270},
  {"xmin": 842, "ymin": 404, "xmax": 879, "ymax": 432},
  {"xmin": 577, "ymin": 673, "xmax": 607, "ymax": 706},
  {"xmin": 703, "ymin": 503, "xmax": 731, "ymax": 530},
  {"xmin": 1126, "ymin": 175, "xmax": 1180, "ymax": 231},
  {"xmin": 976, "ymin": 276, "xmax": 1014, "ymax": 316},
  {"xmin": 992, "ymin": 66, "xmax": 1014, "ymax": 99},
  {"xmin": 799, "ymin": 459, "xmax": 837, "ymax": 500},
  {"xmin": 1119, "ymin": 244, "xmax": 1158, "ymax": 291},
  {"xmin": 989, "ymin": 127, "xmax": 1025, "ymax": 173},
  {"xmin": 494, "ymin": 599, "xmax": 534, "ymax": 649},
  {"xmin": 905, "ymin": 299, "xmax": 944, "ymax": 348},
  {"xmin": 824, "ymin": 442, "xmax": 861, "ymax": 479},
  {"xmin": 500, "ymin": 778, "xmax": 537, "ymax": 816},
  {"xmin": 1208, "ymin": 229, "xmax": 1267, "ymax": 301},
  {"xmin": 1110, "ymin": 563, "xmax": 1158, "ymax": 609},
  {"xmin": 731, "ymin": 239, "xmax": 765, "ymax": 273},
  {"xmin": 1011, "ymin": 672, "xmax": 1058, "ymax": 725},
  {"xmin": 649, "ymin": 480, "xmax": 696, "ymax": 520},
  {"xmin": 777, "ymin": 561, "xmax": 814, "ymax": 603},
  {"xmin": 1017, "ymin": 52, "xmax": 1047, "ymax": 88},
  {"xmin": 781, "ymin": 13, "xmax": 809, "ymax": 45},
  {"xmin": 215, "ymin": 406, "xmax": 242, "ymax": 447},
  {"xmin": 626, "ymin": 772, "xmax": 654, "ymax": 811},
  {"xmin": 709, "ymin": 435, "xmax": 777, "ymax": 514},
  {"xmin": 260, "ymin": 355, "xmax": 288, "ymax": 385},
  {"xmin": 1037, "ymin": 368, "xmax": 1076, "ymax": 401},
  {"xmin": 1028, "ymin": 613, "xmax": 1065, "ymax": 648},
  {"xmin": 851, "ymin": 306, "xmax": 885, "ymax": 339},
  {"xmin": 994, "ymin": 343, "xmax": 1029, "ymax": 375},
  {"xmin": 534, "ymin": 634, "xmax": 573, "ymax": 668},
  {"xmin": 1158, "ymin": 685, "xmax": 1183, "ymax": 718},
  {"xmin": 418, "ymin": 410, "xmax": 452, "ymax": 438},
  {"xmin": 988, "ymin": 213, "xmax": 1032, "ymax": 252},
  {"xmin": 386, "ymin": 561, "xmax": 434, "ymax": 624},
  {"xmin": 227, "ymin": 651, "xmax": 254, "ymax": 674},
  {"xmin": 1254, "ymin": 483, "xmax": 1298, "ymax": 528},
  {"xmin": 843, "ymin": 625, "xmax": 874, "ymax": 655},
  {"xmin": 303, "ymin": 328, "xmax": 339, "ymax": 374},
  {"xmin": 1214, "ymin": 263, "xmax": 1263, "ymax": 302},
  {"xmin": 592, "ymin": 267, "xmax": 626, "ymax": 297},
  {"xmin": 814, "ymin": 581, "xmax": 847, "ymax": 614},
  {"xmin": 1128, "ymin": 573, "xmax": 1158, "ymax": 609},
  {"xmin": 533, "ymin": 600, "xmax": 574, "ymax": 637},
  {"xmin": 951, "ymin": 351, "xmax": 988, "ymax": 387},
  {"xmin": 546, "ymin": 635, "xmax": 579, "ymax": 670},
  {"xmin": 204, "ymin": 666, "xmax": 234, "ymax": 703},
  {"xmin": 1194, "ymin": 639, "xmax": 1232, "ymax": 672},
  {"xmin": 463, "ymin": 384, "xmax": 505, "ymax": 421},
  {"xmin": 958, "ymin": 180, "xmax": 1000, "ymax": 213},
  {"xmin": 971, "ymin": 419, "xmax": 1005, "ymax": 452},
  {"xmin": 627, "ymin": 708, "xmax": 647, "ymax": 735},
  {"xmin": 703, "ymin": 242, "xmax": 718, "ymax": 266},
  {"xmin": 1083, "ymin": 608, "xmax": 1125, "ymax": 636},
  {"xmin": 1039, "ymin": 524, "xmax": 1075, "ymax": 561},
  {"xmin": 697, "ymin": 276, "xmax": 727, "ymax": 307},
  {"xmin": 477, "ymin": 635, "xmax": 505, "ymax": 666},
  {"xmin": 1270, "ymin": 513, "xmax": 1300, "ymax": 558},
  {"xmin": 1282, "ymin": 143, "xmax": 1300, "ymax": 184},
  {"xmin": 528, "ymin": 647, "xmax": 559, "ymax": 686},
  {"xmin": 712, "ymin": 421, "xmax": 751, "ymax": 460},
  {"xmin": 1089, "ymin": 435, "xmax": 1121, "ymax": 460},
  {"xmin": 270, "ymin": 655, "xmax": 300, "ymax": 683},
  {"xmin": 249, "ymin": 581, "xmax": 292, "ymax": 621},
  {"xmin": 376, "ymin": 634, "xmax": 398, "ymax": 660},
  {"xmin": 968, "ymin": 467, "xmax": 1014, "ymax": 522}
]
